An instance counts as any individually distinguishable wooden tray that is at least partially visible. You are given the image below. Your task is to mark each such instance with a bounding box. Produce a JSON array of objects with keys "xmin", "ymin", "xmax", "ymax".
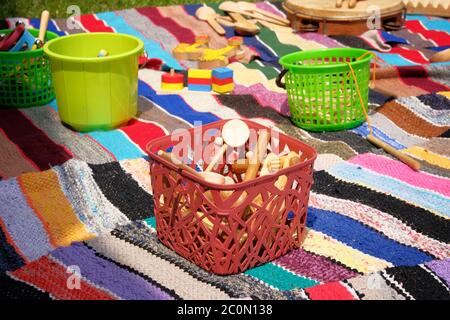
[{"xmin": 283, "ymin": 0, "xmax": 406, "ymax": 35}]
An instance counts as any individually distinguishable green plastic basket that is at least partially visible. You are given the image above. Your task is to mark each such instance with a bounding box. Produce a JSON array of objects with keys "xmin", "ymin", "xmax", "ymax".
[
  {"xmin": 0, "ymin": 29, "xmax": 58, "ymax": 108},
  {"xmin": 277, "ymin": 48, "xmax": 373, "ymax": 132}
]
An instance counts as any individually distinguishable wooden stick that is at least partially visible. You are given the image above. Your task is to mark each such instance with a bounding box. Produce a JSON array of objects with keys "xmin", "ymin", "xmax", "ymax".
[
  {"xmin": 157, "ymin": 150, "xmax": 200, "ymax": 176},
  {"xmin": 207, "ymin": 16, "xmax": 226, "ymax": 35},
  {"xmin": 430, "ymin": 48, "xmax": 450, "ymax": 63},
  {"xmin": 205, "ymin": 144, "xmax": 227, "ymax": 172},
  {"xmin": 367, "ymin": 134, "xmax": 421, "ymax": 171},
  {"xmin": 38, "ymin": 10, "xmax": 50, "ymax": 43},
  {"xmin": 244, "ymin": 130, "xmax": 270, "ymax": 181}
]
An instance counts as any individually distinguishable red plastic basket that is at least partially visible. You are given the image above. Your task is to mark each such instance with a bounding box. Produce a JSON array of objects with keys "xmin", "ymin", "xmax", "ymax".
[{"xmin": 147, "ymin": 119, "xmax": 317, "ymax": 275}]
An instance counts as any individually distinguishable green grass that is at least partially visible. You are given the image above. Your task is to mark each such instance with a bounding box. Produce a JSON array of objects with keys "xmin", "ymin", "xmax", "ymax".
[{"xmin": 1, "ymin": 0, "xmax": 257, "ymax": 18}]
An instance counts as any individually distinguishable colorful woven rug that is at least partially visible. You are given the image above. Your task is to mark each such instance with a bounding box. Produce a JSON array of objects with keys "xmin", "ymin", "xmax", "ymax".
[{"xmin": 1, "ymin": 2, "xmax": 449, "ymax": 300}]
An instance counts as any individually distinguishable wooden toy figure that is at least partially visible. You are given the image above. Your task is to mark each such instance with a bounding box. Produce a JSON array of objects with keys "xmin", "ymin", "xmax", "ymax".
[
  {"xmin": 172, "ymin": 35, "xmax": 245, "ymax": 69},
  {"xmin": 172, "ymin": 34, "xmax": 210, "ymax": 61},
  {"xmin": 161, "ymin": 69, "xmax": 184, "ymax": 91},
  {"xmin": 212, "ymin": 67, "xmax": 234, "ymax": 94},
  {"xmin": 187, "ymin": 69, "xmax": 212, "ymax": 92}
]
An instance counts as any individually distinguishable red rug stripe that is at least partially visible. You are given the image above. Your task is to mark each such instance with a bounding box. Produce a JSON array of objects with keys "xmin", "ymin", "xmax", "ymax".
[
  {"xmin": 305, "ymin": 282, "xmax": 357, "ymax": 300},
  {"xmin": 0, "ymin": 110, "xmax": 72, "ymax": 170},
  {"xmin": 397, "ymin": 66, "xmax": 450, "ymax": 93},
  {"xmin": 389, "ymin": 46, "xmax": 429, "ymax": 65},
  {"xmin": 11, "ymin": 256, "xmax": 116, "ymax": 300},
  {"xmin": 136, "ymin": 7, "xmax": 195, "ymax": 43},
  {"xmin": 119, "ymin": 119, "xmax": 166, "ymax": 152},
  {"xmin": 405, "ymin": 21, "xmax": 450, "ymax": 46},
  {"xmin": 79, "ymin": 14, "xmax": 114, "ymax": 32}
]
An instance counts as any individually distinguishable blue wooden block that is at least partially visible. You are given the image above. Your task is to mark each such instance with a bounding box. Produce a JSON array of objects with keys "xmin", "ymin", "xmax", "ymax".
[
  {"xmin": 212, "ymin": 67, "xmax": 233, "ymax": 80},
  {"xmin": 188, "ymin": 84, "xmax": 211, "ymax": 92}
]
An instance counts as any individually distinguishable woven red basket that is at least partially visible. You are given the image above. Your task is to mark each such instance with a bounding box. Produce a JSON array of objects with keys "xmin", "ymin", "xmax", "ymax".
[{"xmin": 147, "ymin": 119, "xmax": 316, "ymax": 275}]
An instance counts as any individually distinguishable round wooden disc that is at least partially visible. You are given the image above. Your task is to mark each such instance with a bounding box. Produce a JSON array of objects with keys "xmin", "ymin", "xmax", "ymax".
[
  {"xmin": 284, "ymin": 0, "xmax": 404, "ymax": 20},
  {"xmin": 222, "ymin": 119, "xmax": 250, "ymax": 148}
]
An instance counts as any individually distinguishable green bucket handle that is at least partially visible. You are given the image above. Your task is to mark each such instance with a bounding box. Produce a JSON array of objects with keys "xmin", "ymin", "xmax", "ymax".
[{"xmin": 275, "ymin": 69, "xmax": 288, "ymax": 89}]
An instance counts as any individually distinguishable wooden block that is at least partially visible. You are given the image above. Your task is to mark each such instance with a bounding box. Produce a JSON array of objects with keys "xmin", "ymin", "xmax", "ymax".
[
  {"xmin": 188, "ymin": 69, "xmax": 212, "ymax": 79},
  {"xmin": 212, "ymin": 67, "xmax": 234, "ymax": 79}
]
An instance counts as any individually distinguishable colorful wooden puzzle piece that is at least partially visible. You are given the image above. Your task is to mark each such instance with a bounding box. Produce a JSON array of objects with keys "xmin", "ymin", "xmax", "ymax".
[
  {"xmin": 161, "ymin": 69, "xmax": 184, "ymax": 91},
  {"xmin": 188, "ymin": 69, "xmax": 212, "ymax": 92},
  {"xmin": 172, "ymin": 35, "xmax": 244, "ymax": 69},
  {"xmin": 212, "ymin": 67, "xmax": 234, "ymax": 93}
]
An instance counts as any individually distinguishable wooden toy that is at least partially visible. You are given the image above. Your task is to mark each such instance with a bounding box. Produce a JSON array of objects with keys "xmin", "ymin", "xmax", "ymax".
[
  {"xmin": 282, "ymin": 0, "xmax": 405, "ymax": 35},
  {"xmin": 32, "ymin": 10, "xmax": 50, "ymax": 50},
  {"xmin": 237, "ymin": 1, "xmax": 291, "ymax": 25},
  {"xmin": 205, "ymin": 119, "xmax": 250, "ymax": 171},
  {"xmin": 161, "ymin": 69, "xmax": 184, "ymax": 91},
  {"xmin": 187, "ymin": 68, "xmax": 212, "ymax": 92},
  {"xmin": 172, "ymin": 35, "xmax": 244, "ymax": 69},
  {"xmin": 222, "ymin": 119, "xmax": 250, "ymax": 148},
  {"xmin": 219, "ymin": 2, "xmax": 260, "ymax": 35},
  {"xmin": 403, "ymin": 0, "xmax": 450, "ymax": 18},
  {"xmin": 244, "ymin": 130, "xmax": 271, "ymax": 181},
  {"xmin": 199, "ymin": 37, "xmax": 244, "ymax": 69},
  {"xmin": 172, "ymin": 34, "xmax": 210, "ymax": 61},
  {"xmin": 157, "ymin": 150, "xmax": 228, "ymax": 184},
  {"xmin": 212, "ymin": 67, "xmax": 234, "ymax": 94},
  {"xmin": 195, "ymin": 4, "xmax": 226, "ymax": 36},
  {"xmin": 430, "ymin": 48, "xmax": 450, "ymax": 63}
]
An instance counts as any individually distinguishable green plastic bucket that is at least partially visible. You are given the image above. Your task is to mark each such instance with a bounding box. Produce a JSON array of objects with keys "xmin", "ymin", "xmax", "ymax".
[
  {"xmin": 44, "ymin": 32, "xmax": 144, "ymax": 132},
  {"xmin": 277, "ymin": 48, "xmax": 373, "ymax": 132},
  {"xmin": 0, "ymin": 29, "xmax": 58, "ymax": 108}
]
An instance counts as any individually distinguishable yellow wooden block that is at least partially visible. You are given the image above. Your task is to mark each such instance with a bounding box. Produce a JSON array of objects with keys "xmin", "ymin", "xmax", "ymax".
[
  {"xmin": 188, "ymin": 69, "xmax": 212, "ymax": 79},
  {"xmin": 212, "ymin": 83, "xmax": 234, "ymax": 93},
  {"xmin": 161, "ymin": 82, "xmax": 184, "ymax": 91}
]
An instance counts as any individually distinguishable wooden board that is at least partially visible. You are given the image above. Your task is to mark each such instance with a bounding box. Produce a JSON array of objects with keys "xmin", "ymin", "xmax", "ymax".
[{"xmin": 283, "ymin": 0, "xmax": 406, "ymax": 35}]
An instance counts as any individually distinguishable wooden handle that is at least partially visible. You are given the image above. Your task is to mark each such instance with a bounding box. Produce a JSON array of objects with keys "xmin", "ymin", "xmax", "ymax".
[
  {"xmin": 241, "ymin": 11, "xmax": 287, "ymax": 26},
  {"xmin": 157, "ymin": 150, "xmax": 202, "ymax": 177},
  {"xmin": 253, "ymin": 8, "xmax": 290, "ymax": 25},
  {"xmin": 367, "ymin": 135, "xmax": 421, "ymax": 171},
  {"xmin": 38, "ymin": 10, "xmax": 50, "ymax": 43},
  {"xmin": 228, "ymin": 12, "xmax": 248, "ymax": 24},
  {"xmin": 205, "ymin": 144, "xmax": 228, "ymax": 172},
  {"xmin": 430, "ymin": 48, "xmax": 450, "ymax": 63},
  {"xmin": 244, "ymin": 130, "xmax": 270, "ymax": 182},
  {"xmin": 206, "ymin": 17, "xmax": 226, "ymax": 35}
]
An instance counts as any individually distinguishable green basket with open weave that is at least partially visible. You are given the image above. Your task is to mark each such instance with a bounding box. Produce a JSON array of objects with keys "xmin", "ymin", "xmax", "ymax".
[
  {"xmin": 277, "ymin": 48, "xmax": 373, "ymax": 132},
  {"xmin": 0, "ymin": 29, "xmax": 58, "ymax": 108}
]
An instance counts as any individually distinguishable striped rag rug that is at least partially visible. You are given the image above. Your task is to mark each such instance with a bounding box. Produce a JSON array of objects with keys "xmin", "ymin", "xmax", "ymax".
[{"xmin": 0, "ymin": 2, "xmax": 449, "ymax": 300}]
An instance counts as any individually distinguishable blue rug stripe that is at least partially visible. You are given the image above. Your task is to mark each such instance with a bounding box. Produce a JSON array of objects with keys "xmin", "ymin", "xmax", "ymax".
[{"xmin": 307, "ymin": 207, "xmax": 433, "ymax": 266}]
